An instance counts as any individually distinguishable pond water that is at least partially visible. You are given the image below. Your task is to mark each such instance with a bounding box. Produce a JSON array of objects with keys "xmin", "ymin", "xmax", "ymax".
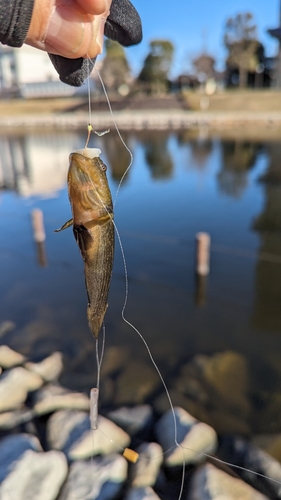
[{"xmin": 1, "ymin": 128, "xmax": 281, "ymax": 436}]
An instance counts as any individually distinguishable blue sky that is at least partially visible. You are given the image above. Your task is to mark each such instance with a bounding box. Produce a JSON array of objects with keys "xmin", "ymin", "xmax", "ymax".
[{"xmin": 117, "ymin": 0, "xmax": 280, "ymax": 77}]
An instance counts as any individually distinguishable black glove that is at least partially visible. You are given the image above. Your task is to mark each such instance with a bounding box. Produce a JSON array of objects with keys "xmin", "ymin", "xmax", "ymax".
[{"xmin": 48, "ymin": 0, "xmax": 142, "ymax": 87}]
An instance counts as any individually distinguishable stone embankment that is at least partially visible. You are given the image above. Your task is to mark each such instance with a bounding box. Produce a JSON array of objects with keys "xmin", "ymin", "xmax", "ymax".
[
  {"xmin": 0, "ymin": 341, "xmax": 281, "ymax": 499},
  {"xmin": 0, "ymin": 110, "xmax": 281, "ymax": 131}
]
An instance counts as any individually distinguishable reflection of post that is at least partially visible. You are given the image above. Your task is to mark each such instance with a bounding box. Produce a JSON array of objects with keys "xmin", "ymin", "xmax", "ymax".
[
  {"xmin": 31, "ymin": 209, "xmax": 47, "ymax": 267},
  {"xmin": 195, "ymin": 232, "xmax": 210, "ymax": 306},
  {"xmin": 195, "ymin": 274, "xmax": 208, "ymax": 307}
]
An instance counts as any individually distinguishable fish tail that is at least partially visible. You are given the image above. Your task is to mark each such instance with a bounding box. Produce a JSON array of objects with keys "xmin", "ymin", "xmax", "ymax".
[{"xmin": 87, "ymin": 307, "xmax": 106, "ymax": 339}]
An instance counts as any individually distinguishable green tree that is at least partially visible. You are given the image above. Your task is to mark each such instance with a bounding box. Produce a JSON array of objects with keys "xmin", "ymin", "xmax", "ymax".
[
  {"xmin": 137, "ymin": 40, "xmax": 174, "ymax": 94},
  {"xmin": 99, "ymin": 40, "xmax": 131, "ymax": 94},
  {"xmin": 224, "ymin": 12, "xmax": 261, "ymax": 88}
]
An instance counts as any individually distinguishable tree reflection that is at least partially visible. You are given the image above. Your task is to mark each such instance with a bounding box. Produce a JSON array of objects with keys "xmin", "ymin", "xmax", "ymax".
[
  {"xmin": 217, "ymin": 140, "xmax": 259, "ymax": 198},
  {"xmin": 100, "ymin": 131, "xmax": 133, "ymax": 184},
  {"xmin": 252, "ymin": 234, "xmax": 281, "ymax": 332},
  {"xmin": 252, "ymin": 142, "xmax": 281, "ymax": 332},
  {"xmin": 140, "ymin": 131, "xmax": 173, "ymax": 179},
  {"xmin": 189, "ymin": 138, "xmax": 213, "ymax": 169}
]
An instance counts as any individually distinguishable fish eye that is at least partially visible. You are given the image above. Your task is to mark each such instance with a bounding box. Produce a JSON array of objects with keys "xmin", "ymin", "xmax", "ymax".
[{"xmin": 100, "ymin": 162, "xmax": 107, "ymax": 172}]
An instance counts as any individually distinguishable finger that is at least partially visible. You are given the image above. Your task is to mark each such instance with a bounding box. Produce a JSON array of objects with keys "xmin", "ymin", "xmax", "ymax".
[{"xmin": 75, "ymin": 0, "xmax": 111, "ymax": 16}]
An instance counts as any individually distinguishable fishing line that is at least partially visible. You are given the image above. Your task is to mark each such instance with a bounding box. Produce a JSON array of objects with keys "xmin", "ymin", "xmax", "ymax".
[
  {"xmin": 95, "ymin": 68, "xmax": 134, "ymax": 205},
  {"xmin": 83, "ymin": 69, "xmax": 281, "ymax": 497}
]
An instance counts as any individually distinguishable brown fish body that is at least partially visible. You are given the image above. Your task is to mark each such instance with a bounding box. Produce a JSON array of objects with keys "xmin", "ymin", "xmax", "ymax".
[{"xmin": 68, "ymin": 152, "xmax": 114, "ymax": 338}]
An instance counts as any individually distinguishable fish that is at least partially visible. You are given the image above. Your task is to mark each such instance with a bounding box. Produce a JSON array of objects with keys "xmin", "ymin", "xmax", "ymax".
[{"xmin": 56, "ymin": 148, "xmax": 114, "ymax": 338}]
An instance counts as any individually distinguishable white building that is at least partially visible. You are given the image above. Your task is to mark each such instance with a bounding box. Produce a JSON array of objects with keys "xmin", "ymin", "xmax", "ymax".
[{"xmin": 0, "ymin": 44, "xmax": 76, "ymax": 97}]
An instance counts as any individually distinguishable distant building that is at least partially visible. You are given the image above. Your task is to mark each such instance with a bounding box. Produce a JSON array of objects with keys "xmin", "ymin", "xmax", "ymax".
[{"xmin": 0, "ymin": 44, "xmax": 75, "ymax": 97}]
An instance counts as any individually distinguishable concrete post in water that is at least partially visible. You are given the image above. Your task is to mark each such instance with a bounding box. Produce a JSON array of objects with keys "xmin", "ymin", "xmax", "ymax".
[
  {"xmin": 31, "ymin": 209, "xmax": 47, "ymax": 267},
  {"xmin": 196, "ymin": 232, "xmax": 210, "ymax": 276}
]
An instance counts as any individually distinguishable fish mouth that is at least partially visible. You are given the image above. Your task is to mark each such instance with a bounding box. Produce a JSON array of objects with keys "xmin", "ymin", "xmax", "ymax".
[
  {"xmin": 68, "ymin": 153, "xmax": 110, "ymax": 216},
  {"xmin": 68, "ymin": 153, "xmax": 93, "ymax": 187}
]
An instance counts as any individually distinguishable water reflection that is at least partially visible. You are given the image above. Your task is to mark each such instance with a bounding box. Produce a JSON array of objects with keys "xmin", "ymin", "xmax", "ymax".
[
  {"xmin": 252, "ymin": 144, "xmax": 281, "ymax": 331},
  {"xmin": 139, "ymin": 131, "xmax": 173, "ymax": 179},
  {"xmin": 0, "ymin": 132, "xmax": 80, "ymax": 197},
  {"xmin": 1, "ymin": 129, "xmax": 281, "ymax": 436},
  {"xmin": 217, "ymin": 141, "xmax": 260, "ymax": 198}
]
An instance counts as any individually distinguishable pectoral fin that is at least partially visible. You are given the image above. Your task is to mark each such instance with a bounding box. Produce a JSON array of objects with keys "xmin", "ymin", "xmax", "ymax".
[
  {"xmin": 73, "ymin": 224, "xmax": 93, "ymax": 260},
  {"xmin": 54, "ymin": 219, "xmax": 73, "ymax": 232}
]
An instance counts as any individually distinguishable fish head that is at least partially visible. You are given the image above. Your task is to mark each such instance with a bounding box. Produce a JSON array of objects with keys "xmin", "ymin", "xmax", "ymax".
[{"xmin": 68, "ymin": 152, "xmax": 113, "ymax": 225}]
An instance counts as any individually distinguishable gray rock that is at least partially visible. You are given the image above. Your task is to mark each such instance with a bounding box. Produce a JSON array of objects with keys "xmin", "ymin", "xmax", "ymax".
[
  {"xmin": 58, "ymin": 454, "xmax": 127, "ymax": 500},
  {"xmin": 107, "ymin": 405, "xmax": 153, "ymax": 435},
  {"xmin": 125, "ymin": 486, "xmax": 161, "ymax": 500},
  {"xmin": 0, "ymin": 367, "xmax": 43, "ymax": 412},
  {"xmin": 0, "ymin": 449, "xmax": 67, "ymax": 500},
  {"xmin": 47, "ymin": 409, "xmax": 130, "ymax": 460},
  {"xmin": 188, "ymin": 463, "xmax": 269, "ymax": 500},
  {"xmin": 0, "ymin": 407, "xmax": 34, "ymax": 430},
  {"xmin": 25, "ymin": 351, "xmax": 63, "ymax": 382},
  {"xmin": 33, "ymin": 383, "xmax": 90, "ymax": 415},
  {"xmin": 0, "ymin": 345, "xmax": 26, "ymax": 369},
  {"xmin": 155, "ymin": 407, "xmax": 217, "ymax": 466},
  {"xmin": 131, "ymin": 442, "xmax": 163, "ymax": 488},
  {"xmin": 0, "ymin": 434, "xmax": 42, "ymax": 483},
  {"xmin": 219, "ymin": 435, "xmax": 281, "ymax": 498}
]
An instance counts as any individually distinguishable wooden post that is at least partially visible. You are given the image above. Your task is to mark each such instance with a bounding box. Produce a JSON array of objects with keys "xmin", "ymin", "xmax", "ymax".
[
  {"xmin": 195, "ymin": 232, "xmax": 210, "ymax": 307},
  {"xmin": 31, "ymin": 209, "xmax": 47, "ymax": 267},
  {"xmin": 31, "ymin": 209, "xmax": 45, "ymax": 243},
  {"xmin": 196, "ymin": 232, "xmax": 210, "ymax": 276}
]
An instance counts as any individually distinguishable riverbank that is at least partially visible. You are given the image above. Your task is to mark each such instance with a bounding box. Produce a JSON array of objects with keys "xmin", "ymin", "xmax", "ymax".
[{"xmin": 1, "ymin": 109, "xmax": 281, "ymax": 132}]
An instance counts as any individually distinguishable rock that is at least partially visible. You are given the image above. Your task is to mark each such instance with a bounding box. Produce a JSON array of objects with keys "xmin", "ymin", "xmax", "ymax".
[
  {"xmin": 155, "ymin": 407, "xmax": 217, "ymax": 466},
  {"xmin": 174, "ymin": 351, "xmax": 251, "ymax": 434},
  {"xmin": 0, "ymin": 321, "xmax": 15, "ymax": 337},
  {"xmin": 154, "ymin": 389, "xmax": 211, "ymax": 426},
  {"xmin": 218, "ymin": 435, "xmax": 281, "ymax": 499},
  {"xmin": 125, "ymin": 486, "xmax": 161, "ymax": 500},
  {"xmin": 101, "ymin": 345, "xmax": 130, "ymax": 377},
  {"xmin": 33, "ymin": 383, "xmax": 90, "ymax": 415},
  {"xmin": 252, "ymin": 433, "xmax": 281, "ymax": 463},
  {"xmin": 0, "ymin": 434, "xmax": 42, "ymax": 483},
  {"xmin": 0, "ymin": 345, "xmax": 26, "ymax": 368},
  {"xmin": 201, "ymin": 351, "xmax": 250, "ymax": 414},
  {"xmin": 0, "ymin": 407, "xmax": 34, "ymax": 430},
  {"xmin": 47, "ymin": 409, "xmax": 130, "ymax": 460},
  {"xmin": 0, "ymin": 367, "xmax": 43, "ymax": 412},
  {"xmin": 0, "ymin": 449, "xmax": 67, "ymax": 500},
  {"xmin": 188, "ymin": 463, "xmax": 269, "ymax": 500},
  {"xmin": 131, "ymin": 442, "xmax": 163, "ymax": 488},
  {"xmin": 207, "ymin": 408, "xmax": 251, "ymax": 435},
  {"xmin": 107, "ymin": 405, "xmax": 154, "ymax": 435},
  {"xmin": 58, "ymin": 454, "xmax": 127, "ymax": 500},
  {"xmin": 25, "ymin": 352, "xmax": 63, "ymax": 382},
  {"xmin": 115, "ymin": 361, "xmax": 161, "ymax": 405}
]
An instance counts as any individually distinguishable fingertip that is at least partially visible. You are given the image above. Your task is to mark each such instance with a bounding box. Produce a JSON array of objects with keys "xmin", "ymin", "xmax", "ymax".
[{"xmin": 76, "ymin": 0, "xmax": 110, "ymax": 16}]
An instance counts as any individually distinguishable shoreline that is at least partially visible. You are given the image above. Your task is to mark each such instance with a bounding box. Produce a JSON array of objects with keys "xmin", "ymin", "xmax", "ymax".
[{"xmin": 1, "ymin": 109, "xmax": 281, "ymax": 131}]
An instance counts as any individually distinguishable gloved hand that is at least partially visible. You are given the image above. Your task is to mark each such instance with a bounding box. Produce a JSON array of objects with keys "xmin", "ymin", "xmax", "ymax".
[{"xmin": 48, "ymin": 0, "xmax": 142, "ymax": 86}]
